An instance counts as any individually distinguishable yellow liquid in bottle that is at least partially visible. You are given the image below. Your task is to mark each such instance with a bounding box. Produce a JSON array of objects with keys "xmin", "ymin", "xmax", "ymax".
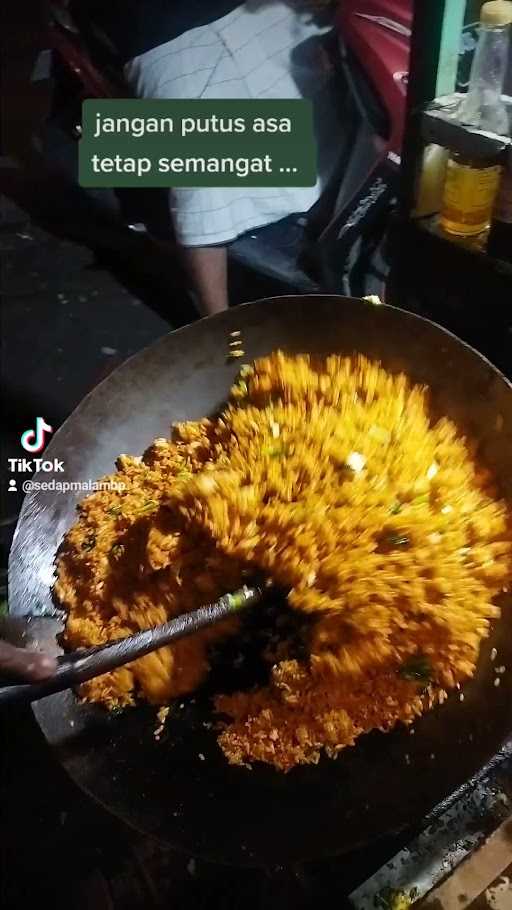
[{"xmin": 440, "ymin": 157, "xmax": 502, "ymax": 237}]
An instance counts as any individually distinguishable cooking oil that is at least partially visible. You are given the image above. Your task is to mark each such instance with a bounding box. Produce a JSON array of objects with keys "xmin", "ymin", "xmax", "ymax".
[
  {"xmin": 440, "ymin": 152, "xmax": 503, "ymax": 237},
  {"xmin": 439, "ymin": 0, "xmax": 512, "ymax": 239}
]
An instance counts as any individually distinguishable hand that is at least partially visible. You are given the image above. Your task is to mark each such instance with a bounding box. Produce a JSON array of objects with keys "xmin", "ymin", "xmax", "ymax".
[{"xmin": 0, "ymin": 639, "xmax": 57, "ymax": 681}]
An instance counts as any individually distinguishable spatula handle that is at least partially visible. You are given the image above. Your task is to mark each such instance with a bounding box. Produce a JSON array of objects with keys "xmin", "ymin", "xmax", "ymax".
[{"xmin": 0, "ymin": 585, "xmax": 263, "ymax": 708}]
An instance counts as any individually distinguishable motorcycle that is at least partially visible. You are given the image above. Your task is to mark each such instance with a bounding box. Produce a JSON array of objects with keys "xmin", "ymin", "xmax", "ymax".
[{"xmin": 41, "ymin": 0, "xmax": 412, "ymax": 300}]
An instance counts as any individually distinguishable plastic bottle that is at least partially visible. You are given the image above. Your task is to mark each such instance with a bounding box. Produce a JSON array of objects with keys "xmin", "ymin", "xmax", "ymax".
[
  {"xmin": 439, "ymin": 1, "xmax": 512, "ymax": 239},
  {"xmin": 457, "ymin": 0, "xmax": 512, "ymax": 135},
  {"xmin": 440, "ymin": 149, "xmax": 503, "ymax": 237}
]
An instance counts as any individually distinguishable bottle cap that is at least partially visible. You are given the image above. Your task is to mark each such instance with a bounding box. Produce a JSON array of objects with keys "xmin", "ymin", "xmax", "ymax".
[{"xmin": 481, "ymin": 0, "xmax": 512, "ymax": 25}]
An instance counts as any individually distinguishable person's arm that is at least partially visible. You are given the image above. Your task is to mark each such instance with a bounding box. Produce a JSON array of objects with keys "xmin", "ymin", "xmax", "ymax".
[
  {"xmin": 0, "ymin": 640, "xmax": 57, "ymax": 681},
  {"xmin": 182, "ymin": 245, "xmax": 229, "ymax": 316}
]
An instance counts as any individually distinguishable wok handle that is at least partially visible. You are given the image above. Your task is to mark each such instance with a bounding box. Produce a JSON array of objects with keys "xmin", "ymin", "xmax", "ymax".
[{"xmin": 0, "ymin": 585, "xmax": 263, "ymax": 708}]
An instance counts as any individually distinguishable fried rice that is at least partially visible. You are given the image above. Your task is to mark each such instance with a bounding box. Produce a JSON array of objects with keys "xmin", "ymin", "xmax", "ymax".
[{"xmin": 54, "ymin": 351, "xmax": 512, "ymax": 771}]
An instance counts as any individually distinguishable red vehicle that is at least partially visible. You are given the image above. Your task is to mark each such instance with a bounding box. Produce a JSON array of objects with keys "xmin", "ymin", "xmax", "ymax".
[{"xmin": 43, "ymin": 0, "xmax": 412, "ymax": 298}]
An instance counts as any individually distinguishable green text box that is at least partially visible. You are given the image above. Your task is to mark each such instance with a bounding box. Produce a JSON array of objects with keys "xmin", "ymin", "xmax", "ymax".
[{"xmin": 79, "ymin": 99, "xmax": 316, "ymax": 188}]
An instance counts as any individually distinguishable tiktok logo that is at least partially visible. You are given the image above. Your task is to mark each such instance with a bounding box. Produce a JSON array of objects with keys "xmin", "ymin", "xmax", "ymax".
[{"xmin": 20, "ymin": 417, "xmax": 53, "ymax": 453}]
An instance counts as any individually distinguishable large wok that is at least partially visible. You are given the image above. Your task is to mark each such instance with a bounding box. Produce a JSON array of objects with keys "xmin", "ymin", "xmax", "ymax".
[{"xmin": 8, "ymin": 296, "xmax": 512, "ymax": 867}]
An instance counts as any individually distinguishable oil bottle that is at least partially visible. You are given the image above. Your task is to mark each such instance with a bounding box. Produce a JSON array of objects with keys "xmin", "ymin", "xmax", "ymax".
[
  {"xmin": 439, "ymin": 147, "xmax": 503, "ymax": 238},
  {"xmin": 439, "ymin": 0, "xmax": 512, "ymax": 239}
]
